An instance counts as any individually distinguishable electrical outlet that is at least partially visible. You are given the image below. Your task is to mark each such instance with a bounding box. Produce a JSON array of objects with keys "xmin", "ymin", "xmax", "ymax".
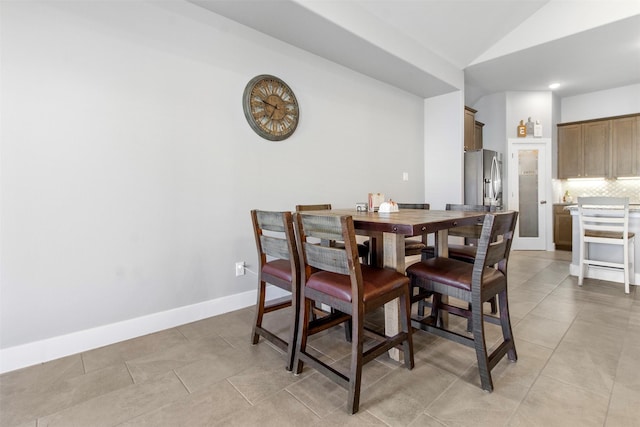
[{"xmin": 235, "ymin": 261, "xmax": 245, "ymax": 277}]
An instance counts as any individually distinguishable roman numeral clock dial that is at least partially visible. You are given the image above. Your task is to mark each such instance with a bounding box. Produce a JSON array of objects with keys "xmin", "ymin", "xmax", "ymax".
[{"xmin": 243, "ymin": 75, "xmax": 299, "ymax": 141}]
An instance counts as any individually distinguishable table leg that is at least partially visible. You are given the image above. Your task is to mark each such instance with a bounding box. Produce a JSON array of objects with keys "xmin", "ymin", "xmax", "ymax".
[
  {"xmin": 435, "ymin": 229, "xmax": 449, "ymax": 328},
  {"xmin": 383, "ymin": 232, "xmax": 405, "ymax": 362}
]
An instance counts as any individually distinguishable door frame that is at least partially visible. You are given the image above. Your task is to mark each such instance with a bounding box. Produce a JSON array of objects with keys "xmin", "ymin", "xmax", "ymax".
[{"xmin": 507, "ymin": 138, "xmax": 554, "ymax": 251}]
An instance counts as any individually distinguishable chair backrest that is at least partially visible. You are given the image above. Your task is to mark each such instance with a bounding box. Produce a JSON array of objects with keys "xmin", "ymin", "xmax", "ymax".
[
  {"xmin": 397, "ymin": 203, "xmax": 430, "ymax": 210},
  {"xmin": 295, "ymin": 204, "xmax": 332, "ymax": 212},
  {"xmin": 251, "ymin": 210, "xmax": 299, "ymax": 272},
  {"xmin": 294, "ymin": 213, "xmax": 362, "ymax": 297},
  {"xmin": 578, "ymin": 197, "xmax": 630, "ymax": 242},
  {"xmin": 473, "ymin": 211, "xmax": 519, "ymax": 279}
]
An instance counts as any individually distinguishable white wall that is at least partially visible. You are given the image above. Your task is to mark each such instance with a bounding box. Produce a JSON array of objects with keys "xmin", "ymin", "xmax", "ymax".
[
  {"xmin": 474, "ymin": 92, "xmax": 507, "ymax": 155},
  {"xmin": 424, "ymin": 92, "xmax": 464, "ymax": 209},
  {"xmin": 0, "ymin": 1, "xmax": 429, "ymax": 371},
  {"xmin": 560, "ymin": 83, "xmax": 640, "ymax": 122}
]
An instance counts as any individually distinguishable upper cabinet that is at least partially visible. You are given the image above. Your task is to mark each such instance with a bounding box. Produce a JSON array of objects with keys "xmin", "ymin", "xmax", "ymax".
[
  {"xmin": 612, "ymin": 115, "xmax": 639, "ymax": 177},
  {"xmin": 464, "ymin": 106, "xmax": 482, "ymax": 151},
  {"xmin": 557, "ymin": 113, "xmax": 639, "ymax": 179},
  {"xmin": 558, "ymin": 124, "xmax": 583, "ymax": 178}
]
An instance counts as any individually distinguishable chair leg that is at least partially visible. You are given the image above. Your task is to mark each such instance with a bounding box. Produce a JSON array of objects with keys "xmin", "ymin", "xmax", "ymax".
[
  {"xmin": 400, "ymin": 291, "xmax": 415, "ymax": 370},
  {"xmin": 286, "ymin": 292, "xmax": 300, "ymax": 372},
  {"xmin": 471, "ymin": 297, "xmax": 493, "ymax": 392},
  {"xmin": 489, "ymin": 297, "xmax": 498, "ymax": 314},
  {"xmin": 578, "ymin": 241, "xmax": 586, "ymax": 286},
  {"xmin": 624, "ymin": 241, "xmax": 630, "ymax": 294},
  {"xmin": 347, "ymin": 316, "xmax": 364, "ymax": 414},
  {"xmin": 431, "ymin": 293, "xmax": 442, "ymax": 326},
  {"xmin": 498, "ymin": 289, "xmax": 517, "ymax": 362},
  {"xmin": 293, "ymin": 299, "xmax": 312, "ymax": 375},
  {"xmin": 417, "ymin": 299, "xmax": 427, "ymax": 317},
  {"xmin": 252, "ymin": 280, "xmax": 267, "ymax": 345}
]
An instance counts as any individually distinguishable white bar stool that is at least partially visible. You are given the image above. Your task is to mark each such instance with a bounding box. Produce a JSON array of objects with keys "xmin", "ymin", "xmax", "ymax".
[{"xmin": 577, "ymin": 197, "xmax": 636, "ymax": 294}]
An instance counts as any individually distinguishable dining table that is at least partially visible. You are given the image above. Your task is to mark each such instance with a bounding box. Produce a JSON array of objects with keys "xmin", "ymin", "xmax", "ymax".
[{"xmin": 298, "ymin": 208, "xmax": 487, "ymax": 361}]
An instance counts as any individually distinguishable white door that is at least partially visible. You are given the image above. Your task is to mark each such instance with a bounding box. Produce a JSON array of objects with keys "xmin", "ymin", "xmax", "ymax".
[{"xmin": 508, "ymin": 141, "xmax": 548, "ymax": 250}]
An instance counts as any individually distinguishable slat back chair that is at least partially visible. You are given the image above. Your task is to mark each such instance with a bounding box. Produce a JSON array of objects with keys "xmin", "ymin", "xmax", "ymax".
[
  {"xmin": 293, "ymin": 212, "xmax": 414, "ymax": 414},
  {"xmin": 295, "ymin": 204, "xmax": 369, "ymax": 264},
  {"xmin": 406, "ymin": 211, "xmax": 519, "ymax": 392},
  {"xmin": 419, "ymin": 204, "xmax": 496, "ymax": 318},
  {"xmin": 250, "ymin": 210, "xmax": 300, "ymax": 371},
  {"xmin": 578, "ymin": 197, "xmax": 635, "ymax": 293}
]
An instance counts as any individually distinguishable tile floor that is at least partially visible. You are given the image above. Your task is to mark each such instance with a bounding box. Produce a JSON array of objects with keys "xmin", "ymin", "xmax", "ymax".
[{"xmin": 1, "ymin": 250, "xmax": 639, "ymax": 426}]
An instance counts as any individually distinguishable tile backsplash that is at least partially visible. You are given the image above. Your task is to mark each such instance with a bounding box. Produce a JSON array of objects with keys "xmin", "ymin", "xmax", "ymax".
[{"xmin": 554, "ymin": 179, "xmax": 640, "ymax": 204}]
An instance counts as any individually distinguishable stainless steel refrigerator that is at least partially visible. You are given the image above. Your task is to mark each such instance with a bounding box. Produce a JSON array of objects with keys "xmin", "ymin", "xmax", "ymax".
[{"xmin": 464, "ymin": 149, "xmax": 503, "ymax": 210}]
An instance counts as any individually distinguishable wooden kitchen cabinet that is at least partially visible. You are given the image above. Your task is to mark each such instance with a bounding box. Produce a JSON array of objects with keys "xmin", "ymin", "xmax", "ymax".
[
  {"xmin": 553, "ymin": 204, "xmax": 572, "ymax": 251},
  {"xmin": 464, "ymin": 106, "xmax": 482, "ymax": 151},
  {"xmin": 557, "ymin": 113, "xmax": 640, "ymax": 179},
  {"xmin": 582, "ymin": 120, "xmax": 609, "ymax": 177},
  {"xmin": 474, "ymin": 120, "xmax": 484, "ymax": 151},
  {"xmin": 612, "ymin": 115, "xmax": 639, "ymax": 177},
  {"xmin": 558, "ymin": 124, "xmax": 582, "ymax": 178}
]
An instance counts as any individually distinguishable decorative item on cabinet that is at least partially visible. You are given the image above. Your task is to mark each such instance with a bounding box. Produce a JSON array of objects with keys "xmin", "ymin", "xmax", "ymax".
[
  {"xmin": 525, "ymin": 117, "xmax": 534, "ymax": 136},
  {"xmin": 517, "ymin": 120, "xmax": 526, "ymax": 137},
  {"xmin": 534, "ymin": 120, "xmax": 542, "ymax": 137}
]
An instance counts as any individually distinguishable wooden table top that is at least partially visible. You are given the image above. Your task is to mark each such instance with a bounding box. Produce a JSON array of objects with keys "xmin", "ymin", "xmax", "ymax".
[{"xmin": 297, "ymin": 208, "xmax": 488, "ymax": 236}]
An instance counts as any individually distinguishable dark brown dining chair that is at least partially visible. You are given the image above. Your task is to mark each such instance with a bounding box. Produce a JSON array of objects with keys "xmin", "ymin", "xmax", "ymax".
[
  {"xmin": 250, "ymin": 210, "xmax": 300, "ymax": 371},
  {"xmin": 295, "ymin": 204, "xmax": 369, "ymax": 264},
  {"xmin": 420, "ymin": 204, "xmax": 497, "ymax": 318},
  {"xmin": 293, "ymin": 212, "xmax": 414, "ymax": 414},
  {"xmin": 406, "ymin": 211, "xmax": 519, "ymax": 392}
]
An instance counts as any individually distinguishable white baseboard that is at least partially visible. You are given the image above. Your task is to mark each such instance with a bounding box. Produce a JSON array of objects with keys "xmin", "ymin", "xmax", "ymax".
[{"xmin": 0, "ymin": 286, "xmax": 289, "ymax": 374}]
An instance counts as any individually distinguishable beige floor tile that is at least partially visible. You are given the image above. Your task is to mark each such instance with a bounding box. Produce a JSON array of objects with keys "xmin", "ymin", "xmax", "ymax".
[
  {"xmin": 459, "ymin": 339, "xmax": 553, "ymax": 402},
  {"xmin": 126, "ymin": 335, "xmax": 246, "ymax": 384},
  {"xmin": 513, "ymin": 313, "xmax": 572, "ymax": 349},
  {"xmin": 120, "ymin": 380, "xmax": 251, "ymax": 426},
  {"xmin": 37, "ymin": 371, "xmax": 188, "ymax": 426},
  {"xmin": 363, "ymin": 361, "xmax": 457, "ymax": 425},
  {"xmin": 541, "ymin": 339, "xmax": 618, "ymax": 397},
  {"xmin": 508, "ymin": 375, "xmax": 609, "ymax": 427},
  {"xmin": 310, "ymin": 407, "xmax": 388, "ymax": 426},
  {"xmin": 218, "ymin": 389, "xmax": 320, "ymax": 426},
  {"xmin": 425, "ymin": 378, "xmax": 520, "ymax": 427},
  {"xmin": 285, "ymin": 371, "xmax": 347, "ymax": 417},
  {"xmin": 0, "ymin": 354, "xmax": 84, "ymax": 400},
  {"xmin": 407, "ymin": 413, "xmax": 449, "ymax": 427},
  {"xmin": 562, "ymin": 318, "xmax": 627, "ymax": 352},
  {"xmin": 81, "ymin": 328, "xmax": 189, "ymax": 373},
  {"xmin": 413, "ymin": 334, "xmax": 477, "ymax": 377},
  {"xmin": 605, "ymin": 382, "xmax": 640, "ymax": 427},
  {"xmin": 2, "ymin": 364, "xmax": 132, "ymax": 426},
  {"xmin": 527, "ymin": 298, "xmax": 582, "ymax": 323},
  {"xmin": 227, "ymin": 363, "xmax": 305, "ymax": 405},
  {"xmin": 174, "ymin": 339, "xmax": 283, "ymax": 393}
]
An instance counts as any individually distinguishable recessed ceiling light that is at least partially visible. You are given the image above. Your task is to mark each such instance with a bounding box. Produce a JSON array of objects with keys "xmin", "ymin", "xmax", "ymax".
[{"xmin": 548, "ymin": 83, "xmax": 561, "ymax": 89}]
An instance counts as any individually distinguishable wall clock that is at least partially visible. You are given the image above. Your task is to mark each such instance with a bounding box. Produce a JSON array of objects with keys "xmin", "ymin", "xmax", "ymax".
[{"xmin": 242, "ymin": 74, "xmax": 299, "ymax": 141}]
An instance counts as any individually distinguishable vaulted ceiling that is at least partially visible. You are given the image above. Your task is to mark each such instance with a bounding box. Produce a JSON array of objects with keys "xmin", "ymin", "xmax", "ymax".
[{"xmin": 190, "ymin": 0, "xmax": 640, "ymax": 104}]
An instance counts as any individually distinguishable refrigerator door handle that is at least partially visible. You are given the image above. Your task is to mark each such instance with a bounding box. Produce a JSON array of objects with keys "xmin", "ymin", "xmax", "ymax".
[{"xmin": 490, "ymin": 156, "xmax": 499, "ymax": 202}]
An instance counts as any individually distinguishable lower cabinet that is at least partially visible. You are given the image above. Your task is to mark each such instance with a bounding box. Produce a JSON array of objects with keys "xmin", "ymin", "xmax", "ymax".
[{"xmin": 554, "ymin": 204, "xmax": 572, "ymax": 251}]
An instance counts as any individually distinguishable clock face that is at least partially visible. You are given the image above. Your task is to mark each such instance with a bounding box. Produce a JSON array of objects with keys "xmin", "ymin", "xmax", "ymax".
[{"xmin": 243, "ymin": 75, "xmax": 299, "ymax": 141}]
